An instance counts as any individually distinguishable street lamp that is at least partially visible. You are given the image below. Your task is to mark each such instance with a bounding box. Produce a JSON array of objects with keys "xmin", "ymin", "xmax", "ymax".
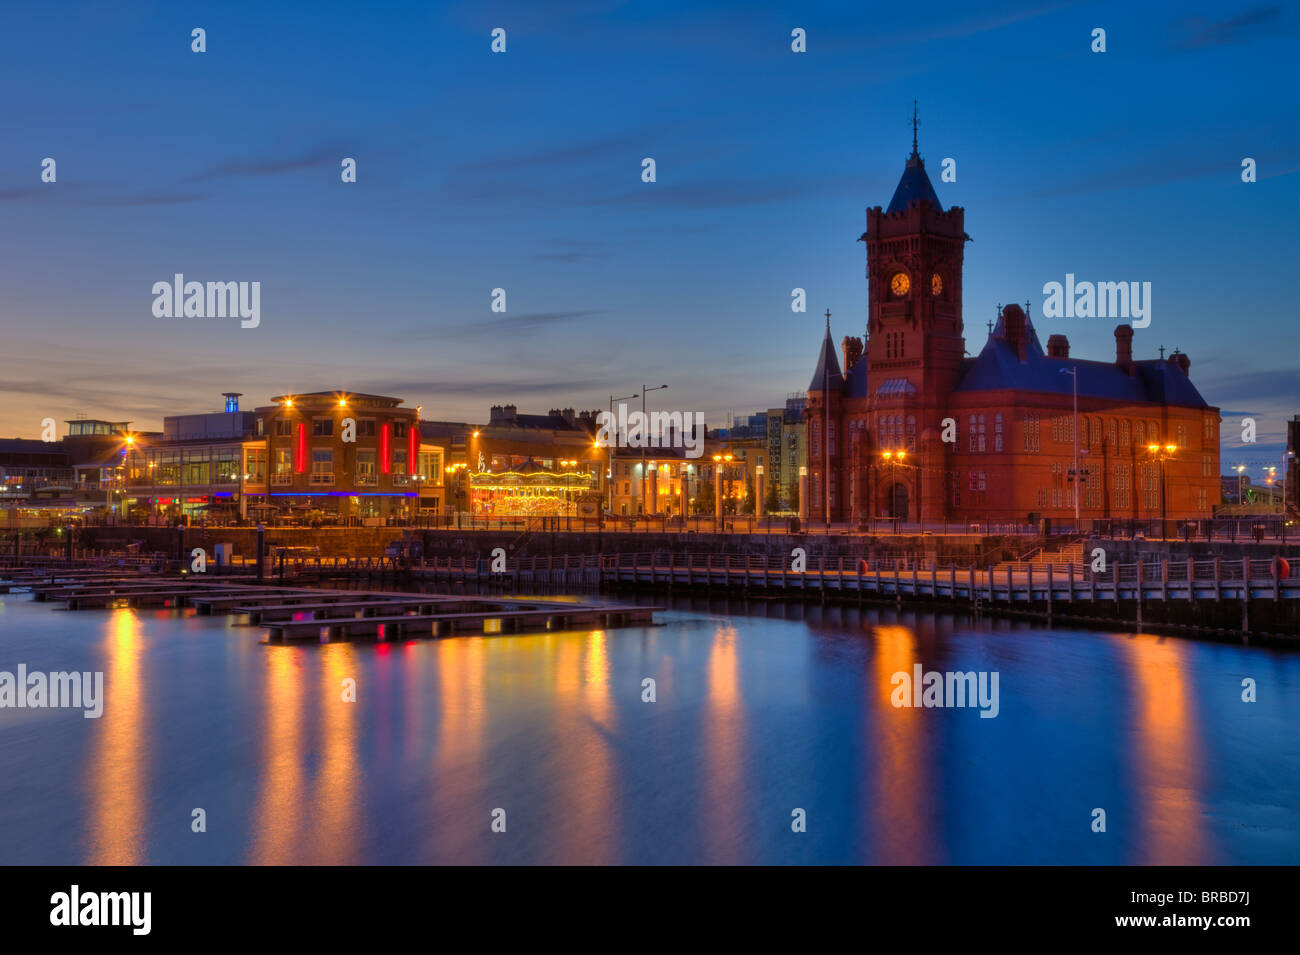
[
  {"xmin": 1146, "ymin": 443, "xmax": 1178, "ymax": 537},
  {"xmin": 1060, "ymin": 367, "xmax": 1080, "ymax": 525},
  {"xmin": 640, "ymin": 384, "xmax": 668, "ymax": 516},
  {"xmin": 1233, "ymin": 463, "xmax": 1247, "ymax": 507},
  {"xmin": 881, "ymin": 449, "xmax": 907, "ymax": 530},
  {"xmin": 606, "ymin": 391, "xmax": 639, "ymax": 519}
]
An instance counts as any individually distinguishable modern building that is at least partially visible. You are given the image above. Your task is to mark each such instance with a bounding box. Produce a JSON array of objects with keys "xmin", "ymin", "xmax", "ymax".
[
  {"xmin": 805, "ymin": 127, "xmax": 1221, "ymax": 525},
  {"xmin": 1287, "ymin": 415, "xmax": 1299, "ymax": 515},
  {"xmin": 125, "ymin": 392, "xmax": 444, "ymax": 522}
]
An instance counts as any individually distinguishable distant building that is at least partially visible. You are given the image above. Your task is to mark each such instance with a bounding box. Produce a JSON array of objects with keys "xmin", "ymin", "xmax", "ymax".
[
  {"xmin": 1288, "ymin": 415, "xmax": 1299, "ymax": 513},
  {"xmin": 124, "ymin": 392, "xmax": 444, "ymax": 522},
  {"xmin": 806, "ymin": 127, "xmax": 1220, "ymax": 524},
  {"xmin": 420, "ymin": 405, "xmax": 602, "ymax": 517}
]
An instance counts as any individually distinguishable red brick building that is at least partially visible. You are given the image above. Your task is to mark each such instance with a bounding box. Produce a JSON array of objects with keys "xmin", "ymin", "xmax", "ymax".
[{"xmin": 806, "ymin": 134, "xmax": 1220, "ymax": 525}]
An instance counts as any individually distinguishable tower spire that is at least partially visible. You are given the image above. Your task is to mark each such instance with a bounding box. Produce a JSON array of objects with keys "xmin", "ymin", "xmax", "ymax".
[
  {"xmin": 825, "ymin": 307, "xmax": 832, "ymax": 334},
  {"xmin": 911, "ymin": 99, "xmax": 919, "ymax": 157}
]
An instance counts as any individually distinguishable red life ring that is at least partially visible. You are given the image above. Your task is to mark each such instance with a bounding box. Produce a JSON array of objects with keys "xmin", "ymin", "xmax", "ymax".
[{"xmin": 1273, "ymin": 557, "xmax": 1291, "ymax": 579}]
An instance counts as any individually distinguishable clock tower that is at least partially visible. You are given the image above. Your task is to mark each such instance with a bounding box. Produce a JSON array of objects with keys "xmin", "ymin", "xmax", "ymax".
[{"xmin": 860, "ymin": 111, "xmax": 969, "ymax": 405}]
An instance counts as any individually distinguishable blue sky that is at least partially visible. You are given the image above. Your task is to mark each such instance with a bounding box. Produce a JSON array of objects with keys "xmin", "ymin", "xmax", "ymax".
[{"xmin": 0, "ymin": 0, "xmax": 1296, "ymax": 476}]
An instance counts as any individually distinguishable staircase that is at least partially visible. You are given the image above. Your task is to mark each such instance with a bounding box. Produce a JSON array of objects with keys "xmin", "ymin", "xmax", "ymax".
[{"xmin": 990, "ymin": 540, "xmax": 1087, "ymax": 578}]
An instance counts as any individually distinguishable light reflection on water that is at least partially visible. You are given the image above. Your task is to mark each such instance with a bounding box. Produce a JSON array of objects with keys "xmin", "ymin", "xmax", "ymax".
[{"xmin": 0, "ymin": 593, "xmax": 1296, "ymax": 865}]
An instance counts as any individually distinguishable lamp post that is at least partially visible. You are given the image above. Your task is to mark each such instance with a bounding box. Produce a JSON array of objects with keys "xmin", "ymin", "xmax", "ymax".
[
  {"xmin": 640, "ymin": 384, "xmax": 668, "ymax": 517},
  {"xmin": 607, "ymin": 391, "xmax": 639, "ymax": 520},
  {"xmin": 1233, "ymin": 463, "xmax": 1246, "ymax": 507},
  {"xmin": 1146, "ymin": 443, "xmax": 1177, "ymax": 538},
  {"xmin": 1060, "ymin": 366, "xmax": 1080, "ymax": 526},
  {"xmin": 881, "ymin": 449, "xmax": 907, "ymax": 532}
]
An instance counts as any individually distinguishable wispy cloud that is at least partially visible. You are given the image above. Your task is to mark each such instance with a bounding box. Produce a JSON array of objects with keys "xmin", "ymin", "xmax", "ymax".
[
  {"xmin": 184, "ymin": 145, "xmax": 343, "ymax": 182},
  {"xmin": 1170, "ymin": 5, "xmax": 1286, "ymax": 50}
]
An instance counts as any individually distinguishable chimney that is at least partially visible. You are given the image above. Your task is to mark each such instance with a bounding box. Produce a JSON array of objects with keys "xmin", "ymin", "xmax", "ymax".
[
  {"xmin": 1002, "ymin": 304, "xmax": 1028, "ymax": 361},
  {"xmin": 561, "ymin": 408, "xmax": 575, "ymax": 424},
  {"xmin": 1114, "ymin": 325, "xmax": 1133, "ymax": 372},
  {"xmin": 1046, "ymin": 334, "xmax": 1070, "ymax": 359},
  {"xmin": 504, "ymin": 404, "xmax": 517, "ymax": 419},
  {"xmin": 841, "ymin": 335, "xmax": 863, "ymax": 373},
  {"xmin": 1172, "ymin": 349, "xmax": 1190, "ymax": 375}
]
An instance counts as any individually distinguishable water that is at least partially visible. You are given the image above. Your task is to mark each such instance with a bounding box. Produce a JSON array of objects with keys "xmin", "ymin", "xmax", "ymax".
[{"xmin": 0, "ymin": 591, "xmax": 1296, "ymax": 865}]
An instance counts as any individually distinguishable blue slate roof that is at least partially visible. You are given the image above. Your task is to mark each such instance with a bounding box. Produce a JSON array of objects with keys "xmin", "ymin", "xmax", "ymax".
[
  {"xmin": 886, "ymin": 152, "xmax": 943, "ymax": 214},
  {"xmin": 954, "ymin": 325, "xmax": 1211, "ymax": 408},
  {"xmin": 843, "ymin": 354, "xmax": 870, "ymax": 398},
  {"xmin": 808, "ymin": 326, "xmax": 844, "ymax": 392}
]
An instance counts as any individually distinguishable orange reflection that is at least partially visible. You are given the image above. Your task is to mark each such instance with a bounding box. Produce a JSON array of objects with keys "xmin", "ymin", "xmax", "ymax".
[
  {"xmin": 871, "ymin": 623, "xmax": 939, "ymax": 863},
  {"xmin": 310, "ymin": 645, "xmax": 362, "ymax": 864},
  {"xmin": 430, "ymin": 637, "xmax": 486, "ymax": 857},
  {"xmin": 1122, "ymin": 635, "xmax": 1208, "ymax": 864},
  {"xmin": 249, "ymin": 647, "xmax": 306, "ymax": 864},
  {"xmin": 86, "ymin": 609, "xmax": 147, "ymax": 864},
  {"xmin": 702, "ymin": 624, "xmax": 746, "ymax": 863},
  {"xmin": 552, "ymin": 629, "xmax": 618, "ymax": 864}
]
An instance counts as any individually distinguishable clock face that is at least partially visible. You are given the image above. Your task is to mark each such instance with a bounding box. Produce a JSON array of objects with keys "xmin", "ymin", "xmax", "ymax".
[
  {"xmin": 890, "ymin": 272, "xmax": 910, "ymax": 296},
  {"xmin": 931, "ymin": 273, "xmax": 943, "ymax": 296}
]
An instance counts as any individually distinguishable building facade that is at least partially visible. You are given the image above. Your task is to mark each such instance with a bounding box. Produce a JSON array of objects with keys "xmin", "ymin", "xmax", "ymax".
[
  {"xmin": 420, "ymin": 405, "xmax": 603, "ymax": 517},
  {"xmin": 125, "ymin": 392, "xmax": 444, "ymax": 522},
  {"xmin": 806, "ymin": 132, "xmax": 1221, "ymax": 525}
]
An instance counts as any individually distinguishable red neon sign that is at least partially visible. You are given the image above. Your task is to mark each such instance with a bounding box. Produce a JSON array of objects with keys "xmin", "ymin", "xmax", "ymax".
[
  {"xmin": 380, "ymin": 422, "xmax": 391, "ymax": 474},
  {"xmin": 409, "ymin": 423, "xmax": 419, "ymax": 473},
  {"xmin": 296, "ymin": 423, "xmax": 307, "ymax": 473}
]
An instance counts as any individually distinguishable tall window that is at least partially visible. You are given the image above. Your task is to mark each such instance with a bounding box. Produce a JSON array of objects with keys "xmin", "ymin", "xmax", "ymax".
[
  {"xmin": 356, "ymin": 449, "xmax": 377, "ymax": 485},
  {"xmin": 968, "ymin": 414, "xmax": 986, "ymax": 452},
  {"xmin": 311, "ymin": 449, "xmax": 333, "ymax": 484},
  {"xmin": 1141, "ymin": 463, "xmax": 1159, "ymax": 510},
  {"xmin": 1023, "ymin": 413, "xmax": 1040, "ymax": 453},
  {"xmin": 244, "ymin": 449, "xmax": 267, "ymax": 482},
  {"xmin": 994, "ymin": 413, "xmax": 1003, "ymax": 452},
  {"xmin": 1114, "ymin": 464, "xmax": 1131, "ymax": 509}
]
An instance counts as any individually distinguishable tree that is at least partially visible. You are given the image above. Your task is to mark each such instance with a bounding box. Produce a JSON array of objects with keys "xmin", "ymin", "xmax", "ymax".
[
  {"xmin": 693, "ymin": 475, "xmax": 715, "ymax": 515},
  {"xmin": 740, "ymin": 473, "xmax": 756, "ymax": 514},
  {"xmin": 786, "ymin": 478, "xmax": 799, "ymax": 514},
  {"xmin": 764, "ymin": 478, "xmax": 781, "ymax": 513}
]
